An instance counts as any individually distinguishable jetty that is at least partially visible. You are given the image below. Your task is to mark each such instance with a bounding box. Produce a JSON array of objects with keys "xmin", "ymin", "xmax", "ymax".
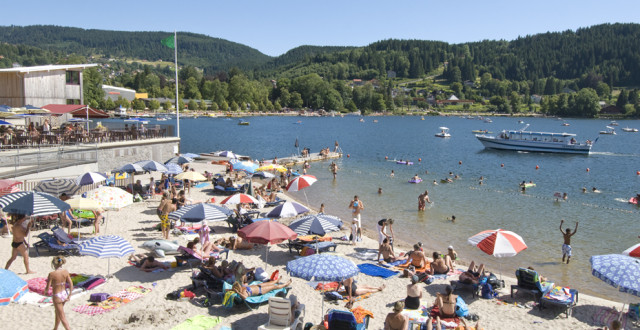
[{"xmin": 199, "ymin": 151, "xmax": 343, "ymax": 167}]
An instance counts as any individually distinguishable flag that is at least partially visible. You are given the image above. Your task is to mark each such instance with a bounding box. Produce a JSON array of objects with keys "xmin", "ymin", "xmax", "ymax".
[
  {"xmin": 161, "ymin": 35, "xmax": 175, "ymax": 49},
  {"xmin": 295, "ymin": 138, "xmax": 299, "ymax": 148}
]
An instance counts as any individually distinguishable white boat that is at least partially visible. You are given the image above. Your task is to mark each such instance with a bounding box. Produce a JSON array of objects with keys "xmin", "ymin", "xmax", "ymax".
[
  {"xmin": 475, "ymin": 125, "xmax": 593, "ymax": 154},
  {"xmin": 435, "ymin": 127, "xmax": 451, "ymax": 138},
  {"xmin": 609, "ymin": 121, "xmax": 619, "ymax": 126},
  {"xmin": 599, "ymin": 126, "xmax": 616, "ymax": 135},
  {"xmin": 518, "ymin": 120, "xmax": 524, "ymax": 124},
  {"xmin": 561, "ymin": 122, "xmax": 570, "ymax": 126},
  {"xmin": 622, "ymin": 127, "xmax": 639, "ymax": 132},
  {"xmin": 484, "ymin": 118, "xmax": 493, "ymax": 123}
]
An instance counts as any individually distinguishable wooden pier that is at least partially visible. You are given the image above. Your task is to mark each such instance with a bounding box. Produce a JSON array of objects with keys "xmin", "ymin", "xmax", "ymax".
[{"xmin": 278, "ymin": 151, "xmax": 342, "ymax": 167}]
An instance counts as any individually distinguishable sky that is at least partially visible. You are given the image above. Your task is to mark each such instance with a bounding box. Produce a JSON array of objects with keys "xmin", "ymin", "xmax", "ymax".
[{"xmin": 3, "ymin": 0, "xmax": 640, "ymax": 57}]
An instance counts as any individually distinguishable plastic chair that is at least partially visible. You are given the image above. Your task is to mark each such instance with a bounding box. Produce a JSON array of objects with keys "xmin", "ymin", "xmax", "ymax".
[{"xmin": 258, "ymin": 297, "xmax": 305, "ymax": 330}]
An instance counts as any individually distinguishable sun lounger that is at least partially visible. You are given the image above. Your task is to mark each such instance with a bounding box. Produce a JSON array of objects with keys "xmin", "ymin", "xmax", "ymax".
[
  {"xmin": 287, "ymin": 240, "xmax": 337, "ymax": 255},
  {"xmin": 221, "ymin": 281, "xmax": 289, "ymax": 310},
  {"xmin": 538, "ymin": 286, "xmax": 578, "ymax": 318},
  {"xmin": 33, "ymin": 232, "xmax": 80, "ymax": 256},
  {"xmin": 326, "ymin": 309, "xmax": 370, "ymax": 330},
  {"xmin": 175, "ymin": 246, "xmax": 229, "ymax": 269},
  {"xmin": 510, "ymin": 267, "xmax": 554, "ymax": 302},
  {"xmin": 264, "ymin": 198, "xmax": 286, "ymax": 208}
]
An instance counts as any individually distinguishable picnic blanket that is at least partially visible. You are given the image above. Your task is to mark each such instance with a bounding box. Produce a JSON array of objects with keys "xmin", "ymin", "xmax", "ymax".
[
  {"xmin": 357, "ymin": 263, "xmax": 399, "ymax": 279},
  {"xmin": 401, "ymin": 305, "xmax": 429, "ymax": 324},
  {"xmin": 171, "ymin": 315, "xmax": 222, "ymax": 330},
  {"xmin": 73, "ymin": 286, "xmax": 151, "ymax": 316}
]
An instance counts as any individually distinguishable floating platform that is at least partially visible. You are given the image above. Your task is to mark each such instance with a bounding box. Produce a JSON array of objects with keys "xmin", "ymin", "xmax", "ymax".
[{"xmin": 278, "ymin": 152, "xmax": 342, "ymax": 167}]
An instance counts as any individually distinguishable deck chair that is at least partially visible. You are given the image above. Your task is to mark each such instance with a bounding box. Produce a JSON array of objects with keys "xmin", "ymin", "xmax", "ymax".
[
  {"xmin": 264, "ymin": 197, "xmax": 286, "ymax": 208},
  {"xmin": 326, "ymin": 309, "xmax": 369, "ymax": 330},
  {"xmin": 221, "ymin": 281, "xmax": 289, "ymax": 310},
  {"xmin": 510, "ymin": 267, "xmax": 554, "ymax": 301},
  {"xmin": 538, "ymin": 286, "xmax": 578, "ymax": 318},
  {"xmin": 33, "ymin": 232, "xmax": 80, "ymax": 256},
  {"xmin": 258, "ymin": 297, "xmax": 305, "ymax": 330}
]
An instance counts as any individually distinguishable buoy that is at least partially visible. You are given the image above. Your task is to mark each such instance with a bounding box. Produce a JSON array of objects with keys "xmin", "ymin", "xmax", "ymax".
[
  {"xmin": 347, "ymin": 154, "xmax": 350, "ymax": 158},
  {"xmin": 586, "ymin": 168, "xmax": 590, "ymax": 172},
  {"xmin": 459, "ymin": 161, "xmax": 462, "ymax": 165},
  {"xmin": 418, "ymin": 158, "xmax": 422, "ymax": 162},
  {"xmin": 501, "ymin": 163, "xmax": 504, "ymax": 168},
  {"xmin": 636, "ymin": 171, "xmax": 639, "ymax": 175},
  {"xmin": 535, "ymin": 165, "xmax": 539, "ymax": 170},
  {"xmin": 385, "ymin": 156, "xmax": 388, "ymax": 160}
]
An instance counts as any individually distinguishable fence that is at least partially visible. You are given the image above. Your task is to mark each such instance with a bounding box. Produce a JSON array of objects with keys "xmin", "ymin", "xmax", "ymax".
[{"xmin": 0, "ymin": 144, "xmax": 99, "ymax": 179}]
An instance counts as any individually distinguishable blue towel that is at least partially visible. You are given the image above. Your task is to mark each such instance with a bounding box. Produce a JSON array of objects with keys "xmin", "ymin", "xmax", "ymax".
[
  {"xmin": 194, "ymin": 183, "xmax": 211, "ymax": 188},
  {"xmin": 357, "ymin": 263, "xmax": 399, "ymax": 279}
]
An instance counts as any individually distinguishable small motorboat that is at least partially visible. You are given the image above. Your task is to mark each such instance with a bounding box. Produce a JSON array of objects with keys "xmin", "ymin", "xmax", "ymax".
[
  {"xmin": 599, "ymin": 126, "xmax": 616, "ymax": 135},
  {"xmin": 518, "ymin": 120, "xmax": 524, "ymax": 124},
  {"xmin": 610, "ymin": 121, "xmax": 619, "ymax": 126},
  {"xmin": 238, "ymin": 120, "xmax": 250, "ymax": 126},
  {"xmin": 435, "ymin": 127, "xmax": 451, "ymax": 138},
  {"xmin": 561, "ymin": 122, "xmax": 570, "ymax": 126},
  {"xmin": 484, "ymin": 118, "xmax": 493, "ymax": 123},
  {"xmin": 420, "ymin": 116, "xmax": 425, "ymax": 120},
  {"xmin": 622, "ymin": 127, "xmax": 638, "ymax": 132},
  {"xmin": 359, "ymin": 118, "xmax": 365, "ymax": 122}
]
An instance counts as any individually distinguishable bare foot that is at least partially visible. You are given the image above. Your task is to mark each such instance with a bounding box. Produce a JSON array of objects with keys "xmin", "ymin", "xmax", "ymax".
[
  {"xmin": 26, "ymin": 270, "xmax": 35, "ymax": 274},
  {"xmin": 285, "ymin": 279, "xmax": 292, "ymax": 286},
  {"xmin": 379, "ymin": 284, "xmax": 386, "ymax": 291}
]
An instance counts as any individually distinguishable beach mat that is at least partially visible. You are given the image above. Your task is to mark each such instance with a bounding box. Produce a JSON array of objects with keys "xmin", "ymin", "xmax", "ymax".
[
  {"xmin": 172, "ymin": 315, "xmax": 222, "ymax": 330},
  {"xmin": 357, "ymin": 263, "xmax": 399, "ymax": 279},
  {"xmin": 348, "ymin": 249, "xmax": 378, "ymax": 261},
  {"xmin": 194, "ymin": 183, "xmax": 211, "ymax": 189},
  {"xmin": 73, "ymin": 286, "xmax": 151, "ymax": 316}
]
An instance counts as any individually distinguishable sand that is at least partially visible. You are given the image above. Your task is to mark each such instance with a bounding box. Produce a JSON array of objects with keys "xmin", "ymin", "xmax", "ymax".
[{"xmin": 0, "ymin": 161, "xmax": 633, "ymax": 330}]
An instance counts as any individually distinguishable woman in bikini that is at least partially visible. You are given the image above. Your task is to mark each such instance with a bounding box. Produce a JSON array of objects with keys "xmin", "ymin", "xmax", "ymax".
[
  {"xmin": 231, "ymin": 277, "xmax": 292, "ymax": 300},
  {"xmin": 434, "ymin": 285, "xmax": 457, "ymax": 318},
  {"xmin": 44, "ymin": 255, "xmax": 73, "ymax": 330}
]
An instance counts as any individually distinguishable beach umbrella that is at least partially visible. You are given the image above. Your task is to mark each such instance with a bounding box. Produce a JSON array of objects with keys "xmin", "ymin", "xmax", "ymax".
[
  {"xmin": 114, "ymin": 163, "xmax": 144, "ymax": 173},
  {"xmin": 214, "ymin": 150, "xmax": 237, "ymax": 159},
  {"xmin": 165, "ymin": 155, "xmax": 194, "ymax": 165},
  {"xmin": 163, "ymin": 163, "xmax": 183, "ymax": 175},
  {"xmin": 256, "ymin": 164, "xmax": 287, "ymax": 173},
  {"xmin": 33, "ymin": 179, "xmax": 81, "ymax": 196},
  {"xmin": 622, "ymin": 243, "xmax": 640, "ymax": 258},
  {"xmin": 0, "ymin": 105, "xmax": 11, "ymax": 112},
  {"xmin": 134, "ymin": 160, "xmax": 169, "ymax": 172},
  {"xmin": 287, "ymin": 254, "xmax": 359, "ymax": 319},
  {"xmin": 78, "ymin": 235, "xmax": 134, "ymax": 276},
  {"xmin": 468, "ymin": 229, "xmax": 527, "ymax": 258},
  {"xmin": 0, "ymin": 184, "xmax": 20, "ymax": 197},
  {"xmin": 239, "ymin": 220, "xmax": 297, "ymax": 268},
  {"xmin": 181, "ymin": 153, "xmax": 200, "ymax": 159},
  {"xmin": 0, "ymin": 269, "xmax": 28, "ymax": 306},
  {"xmin": 86, "ymin": 186, "xmax": 133, "ymax": 211},
  {"xmin": 288, "ymin": 214, "xmax": 342, "ymax": 236},
  {"xmin": 220, "ymin": 193, "xmax": 259, "ymax": 205},
  {"xmin": 0, "ymin": 191, "xmax": 70, "ymax": 216},
  {"xmin": 66, "ymin": 197, "xmax": 102, "ymax": 211},
  {"xmin": 266, "ymin": 201, "xmax": 310, "ymax": 218},
  {"xmin": 174, "ymin": 171, "xmax": 207, "ymax": 182},
  {"xmin": 0, "ymin": 120, "xmax": 13, "ymax": 126},
  {"xmin": 286, "ymin": 175, "xmax": 317, "ymax": 206},
  {"xmin": 0, "ymin": 180, "xmax": 21, "ymax": 196},
  {"xmin": 591, "ymin": 254, "xmax": 640, "ymax": 320},
  {"xmin": 75, "ymin": 172, "xmax": 108, "ymax": 186},
  {"xmin": 252, "ymin": 171, "xmax": 276, "ymax": 179},
  {"xmin": 168, "ymin": 203, "xmax": 232, "ymax": 223},
  {"xmin": 229, "ymin": 159, "xmax": 259, "ymax": 174}
]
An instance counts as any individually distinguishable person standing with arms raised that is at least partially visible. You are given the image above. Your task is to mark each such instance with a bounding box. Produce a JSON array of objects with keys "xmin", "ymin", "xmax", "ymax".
[
  {"xmin": 559, "ymin": 219, "xmax": 578, "ymax": 264},
  {"xmin": 348, "ymin": 196, "xmax": 364, "ymax": 241}
]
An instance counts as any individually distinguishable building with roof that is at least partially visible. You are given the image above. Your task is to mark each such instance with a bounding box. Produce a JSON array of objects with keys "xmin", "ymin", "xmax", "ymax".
[
  {"xmin": 42, "ymin": 104, "xmax": 109, "ymax": 118},
  {"xmin": 102, "ymin": 85, "xmax": 136, "ymax": 102},
  {"xmin": 0, "ymin": 64, "xmax": 97, "ymax": 108}
]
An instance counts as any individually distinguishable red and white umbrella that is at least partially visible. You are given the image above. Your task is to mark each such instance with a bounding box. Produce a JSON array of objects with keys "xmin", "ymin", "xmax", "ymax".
[
  {"xmin": 468, "ymin": 229, "xmax": 527, "ymax": 258},
  {"xmin": 286, "ymin": 175, "xmax": 317, "ymax": 192},
  {"xmin": 0, "ymin": 182, "xmax": 21, "ymax": 197},
  {"xmin": 238, "ymin": 220, "xmax": 297, "ymax": 268},
  {"xmin": 221, "ymin": 193, "xmax": 259, "ymax": 205},
  {"xmin": 623, "ymin": 243, "xmax": 640, "ymax": 258}
]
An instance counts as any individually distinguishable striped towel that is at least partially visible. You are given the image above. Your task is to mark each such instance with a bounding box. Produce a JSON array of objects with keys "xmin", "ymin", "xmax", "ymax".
[{"xmin": 73, "ymin": 286, "xmax": 151, "ymax": 316}]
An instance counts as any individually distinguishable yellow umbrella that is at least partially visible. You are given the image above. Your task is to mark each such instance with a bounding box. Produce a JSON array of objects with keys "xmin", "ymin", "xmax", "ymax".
[
  {"xmin": 174, "ymin": 171, "xmax": 207, "ymax": 181},
  {"xmin": 256, "ymin": 164, "xmax": 287, "ymax": 172}
]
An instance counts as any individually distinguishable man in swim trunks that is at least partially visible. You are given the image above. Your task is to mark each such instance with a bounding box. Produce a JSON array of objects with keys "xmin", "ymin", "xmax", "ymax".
[
  {"xmin": 5, "ymin": 214, "xmax": 34, "ymax": 274},
  {"xmin": 160, "ymin": 198, "xmax": 177, "ymax": 239},
  {"xmin": 348, "ymin": 196, "xmax": 364, "ymax": 240},
  {"xmin": 560, "ymin": 219, "xmax": 578, "ymax": 264}
]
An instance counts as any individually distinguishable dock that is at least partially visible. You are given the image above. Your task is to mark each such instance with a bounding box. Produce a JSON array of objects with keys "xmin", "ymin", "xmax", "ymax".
[{"xmin": 278, "ymin": 151, "xmax": 342, "ymax": 167}]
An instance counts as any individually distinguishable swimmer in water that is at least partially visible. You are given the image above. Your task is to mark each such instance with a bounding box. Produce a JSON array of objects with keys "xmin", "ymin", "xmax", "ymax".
[
  {"xmin": 447, "ymin": 215, "xmax": 456, "ymax": 223},
  {"xmin": 592, "ymin": 187, "xmax": 601, "ymax": 193},
  {"xmin": 433, "ymin": 180, "xmax": 438, "ymax": 185}
]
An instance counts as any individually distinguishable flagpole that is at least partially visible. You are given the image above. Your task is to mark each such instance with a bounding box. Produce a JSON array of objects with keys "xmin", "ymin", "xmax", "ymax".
[{"xmin": 174, "ymin": 30, "xmax": 180, "ymax": 144}]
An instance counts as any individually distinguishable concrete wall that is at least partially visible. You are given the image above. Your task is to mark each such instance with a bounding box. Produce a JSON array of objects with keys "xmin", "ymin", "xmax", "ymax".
[{"xmin": 95, "ymin": 138, "xmax": 180, "ymax": 173}]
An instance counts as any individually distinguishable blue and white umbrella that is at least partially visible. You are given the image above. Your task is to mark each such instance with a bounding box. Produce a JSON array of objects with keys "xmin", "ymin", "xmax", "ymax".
[
  {"xmin": 288, "ymin": 254, "xmax": 358, "ymax": 281},
  {"xmin": 591, "ymin": 254, "xmax": 640, "ymax": 297},
  {"xmin": 288, "ymin": 214, "xmax": 343, "ymax": 236},
  {"xmin": 165, "ymin": 156, "xmax": 194, "ymax": 165},
  {"xmin": 267, "ymin": 201, "xmax": 310, "ymax": 218},
  {"xmin": 168, "ymin": 203, "xmax": 232, "ymax": 223},
  {"xmin": 33, "ymin": 179, "xmax": 81, "ymax": 196},
  {"xmin": 79, "ymin": 235, "xmax": 135, "ymax": 276},
  {"xmin": 76, "ymin": 172, "xmax": 108, "ymax": 186},
  {"xmin": 0, "ymin": 120, "xmax": 13, "ymax": 126},
  {"xmin": 0, "ymin": 269, "xmax": 28, "ymax": 306},
  {"xmin": 114, "ymin": 163, "xmax": 144, "ymax": 173},
  {"xmin": 134, "ymin": 160, "xmax": 168, "ymax": 172},
  {"xmin": 163, "ymin": 163, "xmax": 183, "ymax": 175},
  {"xmin": 252, "ymin": 171, "xmax": 276, "ymax": 179},
  {"xmin": 229, "ymin": 159, "xmax": 259, "ymax": 174},
  {"xmin": 0, "ymin": 191, "xmax": 70, "ymax": 216},
  {"xmin": 214, "ymin": 150, "xmax": 237, "ymax": 159},
  {"xmin": 181, "ymin": 153, "xmax": 200, "ymax": 159}
]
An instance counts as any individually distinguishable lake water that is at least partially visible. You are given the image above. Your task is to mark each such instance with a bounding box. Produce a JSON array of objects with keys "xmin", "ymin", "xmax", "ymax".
[{"xmin": 128, "ymin": 115, "xmax": 640, "ymax": 300}]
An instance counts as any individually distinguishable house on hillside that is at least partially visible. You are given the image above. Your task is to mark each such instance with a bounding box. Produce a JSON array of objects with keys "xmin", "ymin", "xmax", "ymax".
[
  {"xmin": 530, "ymin": 94, "xmax": 542, "ymax": 104},
  {"xmin": 42, "ymin": 104, "xmax": 110, "ymax": 118},
  {"xmin": 0, "ymin": 64, "xmax": 97, "ymax": 107}
]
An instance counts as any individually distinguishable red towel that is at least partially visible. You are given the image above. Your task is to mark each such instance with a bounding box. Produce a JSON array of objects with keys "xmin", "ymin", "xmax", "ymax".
[{"xmin": 351, "ymin": 306, "xmax": 374, "ymax": 323}]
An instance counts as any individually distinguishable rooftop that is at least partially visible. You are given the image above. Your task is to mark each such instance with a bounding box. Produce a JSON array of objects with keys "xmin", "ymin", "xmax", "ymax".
[{"xmin": 0, "ymin": 64, "xmax": 98, "ymax": 73}]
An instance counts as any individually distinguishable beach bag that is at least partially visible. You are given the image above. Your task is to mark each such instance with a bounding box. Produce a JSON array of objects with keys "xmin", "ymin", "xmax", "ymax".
[
  {"xmin": 481, "ymin": 283, "xmax": 494, "ymax": 299},
  {"xmin": 487, "ymin": 273, "xmax": 501, "ymax": 288},
  {"xmin": 270, "ymin": 270, "xmax": 280, "ymax": 281},
  {"xmin": 324, "ymin": 291, "xmax": 343, "ymax": 301},
  {"xmin": 90, "ymin": 293, "xmax": 110, "ymax": 302},
  {"xmin": 254, "ymin": 268, "xmax": 268, "ymax": 282},
  {"xmin": 455, "ymin": 296, "xmax": 469, "ymax": 317},
  {"xmin": 300, "ymin": 246, "xmax": 316, "ymax": 256}
]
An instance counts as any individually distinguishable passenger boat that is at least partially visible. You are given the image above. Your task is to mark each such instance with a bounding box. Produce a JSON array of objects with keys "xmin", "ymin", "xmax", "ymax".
[
  {"xmin": 435, "ymin": 127, "xmax": 451, "ymax": 138},
  {"xmin": 471, "ymin": 130, "xmax": 492, "ymax": 134},
  {"xmin": 475, "ymin": 125, "xmax": 593, "ymax": 154},
  {"xmin": 622, "ymin": 127, "xmax": 638, "ymax": 132},
  {"xmin": 599, "ymin": 126, "xmax": 616, "ymax": 135}
]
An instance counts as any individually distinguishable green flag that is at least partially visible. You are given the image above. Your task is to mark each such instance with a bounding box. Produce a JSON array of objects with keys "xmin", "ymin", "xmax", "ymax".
[{"xmin": 161, "ymin": 35, "xmax": 175, "ymax": 49}]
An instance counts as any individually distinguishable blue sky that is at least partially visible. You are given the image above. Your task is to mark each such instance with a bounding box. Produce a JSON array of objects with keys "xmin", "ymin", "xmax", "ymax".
[{"xmin": 3, "ymin": 0, "xmax": 640, "ymax": 56}]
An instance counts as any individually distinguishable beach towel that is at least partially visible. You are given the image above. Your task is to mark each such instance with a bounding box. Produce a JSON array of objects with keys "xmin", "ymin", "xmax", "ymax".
[
  {"xmin": 194, "ymin": 183, "xmax": 211, "ymax": 188},
  {"xmin": 378, "ymin": 259, "xmax": 406, "ymax": 267},
  {"xmin": 171, "ymin": 315, "xmax": 222, "ymax": 330},
  {"xmin": 73, "ymin": 286, "xmax": 151, "ymax": 316},
  {"xmin": 401, "ymin": 305, "xmax": 429, "ymax": 324},
  {"xmin": 348, "ymin": 249, "xmax": 379, "ymax": 261},
  {"xmin": 357, "ymin": 263, "xmax": 399, "ymax": 279},
  {"xmin": 350, "ymin": 306, "xmax": 374, "ymax": 323},
  {"xmin": 341, "ymin": 291, "xmax": 374, "ymax": 303},
  {"xmin": 542, "ymin": 286, "xmax": 572, "ymax": 302},
  {"xmin": 429, "ymin": 306, "xmax": 461, "ymax": 328},
  {"xmin": 429, "ymin": 269, "xmax": 463, "ymax": 280}
]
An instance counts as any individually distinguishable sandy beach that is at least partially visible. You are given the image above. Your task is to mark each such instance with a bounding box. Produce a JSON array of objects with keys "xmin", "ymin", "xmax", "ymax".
[{"xmin": 0, "ymin": 160, "xmax": 634, "ymax": 330}]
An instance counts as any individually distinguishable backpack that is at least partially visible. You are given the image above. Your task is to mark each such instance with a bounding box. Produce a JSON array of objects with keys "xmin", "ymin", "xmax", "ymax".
[
  {"xmin": 481, "ymin": 283, "xmax": 494, "ymax": 299},
  {"xmin": 455, "ymin": 296, "xmax": 469, "ymax": 317},
  {"xmin": 487, "ymin": 273, "xmax": 501, "ymax": 288}
]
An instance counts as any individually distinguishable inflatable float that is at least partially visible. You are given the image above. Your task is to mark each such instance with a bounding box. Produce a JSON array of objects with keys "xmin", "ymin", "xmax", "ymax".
[
  {"xmin": 629, "ymin": 197, "xmax": 639, "ymax": 205},
  {"xmin": 520, "ymin": 183, "xmax": 536, "ymax": 188},
  {"xmin": 396, "ymin": 161, "xmax": 414, "ymax": 165},
  {"xmin": 408, "ymin": 179, "xmax": 423, "ymax": 184}
]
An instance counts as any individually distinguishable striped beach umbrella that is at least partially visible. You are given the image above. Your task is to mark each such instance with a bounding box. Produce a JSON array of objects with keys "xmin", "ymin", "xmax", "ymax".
[
  {"xmin": 114, "ymin": 163, "xmax": 144, "ymax": 173},
  {"xmin": 0, "ymin": 191, "xmax": 70, "ymax": 216},
  {"xmin": 78, "ymin": 235, "xmax": 135, "ymax": 276},
  {"xmin": 623, "ymin": 243, "xmax": 640, "ymax": 258},
  {"xmin": 213, "ymin": 150, "xmax": 237, "ymax": 159},
  {"xmin": 165, "ymin": 155, "xmax": 194, "ymax": 165},
  {"xmin": 286, "ymin": 175, "xmax": 317, "ymax": 192},
  {"xmin": 33, "ymin": 179, "xmax": 81, "ymax": 196},
  {"xmin": 75, "ymin": 172, "xmax": 108, "ymax": 186},
  {"xmin": 266, "ymin": 201, "xmax": 310, "ymax": 218},
  {"xmin": 221, "ymin": 193, "xmax": 259, "ymax": 205},
  {"xmin": 288, "ymin": 214, "xmax": 342, "ymax": 236},
  {"xmin": 468, "ymin": 229, "xmax": 527, "ymax": 258},
  {"xmin": 134, "ymin": 160, "xmax": 168, "ymax": 172},
  {"xmin": 168, "ymin": 203, "xmax": 232, "ymax": 223},
  {"xmin": 163, "ymin": 163, "xmax": 183, "ymax": 175}
]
